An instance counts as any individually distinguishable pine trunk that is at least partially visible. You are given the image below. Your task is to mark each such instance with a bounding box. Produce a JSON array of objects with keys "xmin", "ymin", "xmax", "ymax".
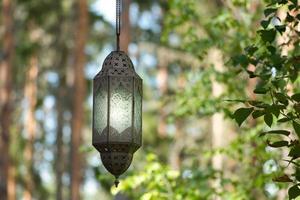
[
  {"xmin": 70, "ymin": 0, "xmax": 88, "ymax": 199},
  {"xmin": 169, "ymin": 75, "xmax": 186, "ymax": 170},
  {"xmin": 0, "ymin": 0, "xmax": 15, "ymax": 199},
  {"xmin": 56, "ymin": 78, "xmax": 65, "ymax": 200},
  {"xmin": 23, "ymin": 55, "xmax": 38, "ymax": 200},
  {"xmin": 157, "ymin": 65, "xmax": 168, "ymax": 137},
  {"xmin": 56, "ymin": 68, "xmax": 67, "ymax": 200},
  {"xmin": 209, "ymin": 49, "xmax": 226, "ymax": 200},
  {"xmin": 120, "ymin": 0, "xmax": 131, "ymax": 53}
]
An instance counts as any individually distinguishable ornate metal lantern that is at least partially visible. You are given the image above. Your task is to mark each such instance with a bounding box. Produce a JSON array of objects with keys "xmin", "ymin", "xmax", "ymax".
[{"xmin": 92, "ymin": 0, "xmax": 142, "ymax": 187}]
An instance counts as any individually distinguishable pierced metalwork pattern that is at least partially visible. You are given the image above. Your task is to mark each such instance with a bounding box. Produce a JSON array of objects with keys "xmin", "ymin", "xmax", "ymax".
[
  {"xmin": 101, "ymin": 152, "xmax": 133, "ymax": 176},
  {"xmin": 93, "ymin": 50, "xmax": 142, "ymax": 179},
  {"xmin": 95, "ymin": 51, "xmax": 136, "ymax": 77}
]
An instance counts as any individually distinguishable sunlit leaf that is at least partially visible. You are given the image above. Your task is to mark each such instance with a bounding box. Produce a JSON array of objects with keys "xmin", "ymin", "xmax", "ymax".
[
  {"xmin": 292, "ymin": 93, "xmax": 300, "ymax": 102},
  {"xmin": 259, "ymin": 29, "xmax": 276, "ymax": 43},
  {"xmin": 252, "ymin": 110, "xmax": 265, "ymax": 119},
  {"xmin": 293, "ymin": 121, "xmax": 300, "ymax": 138},
  {"xmin": 260, "ymin": 130, "xmax": 290, "ymax": 137},
  {"xmin": 288, "ymin": 184, "xmax": 300, "ymax": 200},
  {"xmin": 264, "ymin": 113, "xmax": 273, "ymax": 127},
  {"xmin": 264, "ymin": 8, "xmax": 277, "ymax": 17},
  {"xmin": 267, "ymin": 140, "xmax": 289, "ymax": 148},
  {"xmin": 233, "ymin": 107, "xmax": 254, "ymax": 126}
]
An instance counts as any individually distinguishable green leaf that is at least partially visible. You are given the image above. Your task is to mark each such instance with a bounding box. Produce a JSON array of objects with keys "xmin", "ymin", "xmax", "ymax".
[
  {"xmin": 259, "ymin": 29, "xmax": 277, "ymax": 43},
  {"xmin": 260, "ymin": 130, "xmax": 290, "ymax": 137},
  {"xmin": 295, "ymin": 167, "xmax": 300, "ymax": 181},
  {"xmin": 294, "ymin": 104, "xmax": 300, "ymax": 115},
  {"xmin": 264, "ymin": 113, "xmax": 273, "ymax": 127},
  {"xmin": 267, "ymin": 140, "xmax": 289, "ymax": 148},
  {"xmin": 245, "ymin": 46, "xmax": 258, "ymax": 55},
  {"xmin": 288, "ymin": 145, "xmax": 300, "ymax": 160},
  {"xmin": 264, "ymin": 8, "xmax": 277, "ymax": 17},
  {"xmin": 286, "ymin": 12, "xmax": 294, "ymax": 22},
  {"xmin": 293, "ymin": 121, "xmax": 300, "ymax": 138},
  {"xmin": 291, "ymin": 0, "xmax": 298, "ymax": 6},
  {"xmin": 261, "ymin": 20, "xmax": 270, "ymax": 29},
  {"xmin": 288, "ymin": 4, "xmax": 297, "ymax": 11},
  {"xmin": 292, "ymin": 93, "xmax": 300, "ymax": 102},
  {"xmin": 278, "ymin": 117, "xmax": 292, "ymax": 123},
  {"xmin": 275, "ymin": 25, "xmax": 286, "ymax": 35},
  {"xmin": 249, "ymin": 101, "xmax": 263, "ymax": 106},
  {"xmin": 252, "ymin": 110, "xmax": 265, "ymax": 119},
  {"xmin": 288, "ymin": 185, "xmax": 300, "ymax": 200},
  {"xmin": 274, "ymin": 92, "xmax": 289, "ymax": 106},
  {"xmin": 233, "ymin": 107, "xmax": 254, "ymax": 126},
  {"xmin": 277, "ymin": 0, "xmax": 288, "ymax": 4},
  {"xmin": 232, "ymin": 55, "xmax": 249, "ymax": 67},
  {"xmin": 267, "ymin": 45, "xmax": 276, "ymax": 54},
  {"xmin": 254, "ymin": 87, "xmax": 268, "ymax": 94},
  {"xmin": 268, "ymin": 105, "xmax": 280, "ymax": 118},
  {"xmin": 296, "ymin": 168, "xmax": 300, "ymax": 181}
]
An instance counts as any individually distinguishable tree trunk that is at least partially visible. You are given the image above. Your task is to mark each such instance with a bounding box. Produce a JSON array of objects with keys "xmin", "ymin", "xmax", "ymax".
[
  {"xmin": 55, "ymin": 45, "xmax": 69, "ymax": 199},
  {"xmin": 169, "ymin": 120, "xmax": 184, "ymax": 170},
  {"xmin": 23, "ymin": 55, "xmax": 38, "ymax": 200},
  {"xmin": 55, "ymin": 24, "xmax": 69, "ymax": 200},
  {"xmin": 56, "ymin": 76, "xmax": 65, "ymax": 200},
  {"xmin": 70, "ymin": 0, "xmax": 88, "ymax": 199},
  {"xmin": 0, "ymin": 0, "xmax": 15, "ymax": 199},
  {"xmin": 169, "ymin": 75, "xmax": 186, "ymax": 170},
  {"xmin": 157, "ymin": 64, "xmax": 168, "ymax": 138},
  {"xmin": 209, "ymin": 49, "xmax": 227, "ymax": 200},
  {"xmin": 120, "ymin": 0, "xmax": 131, "ymax": 53},
  {"xmin": 210, "ymin": 49, "xmax": 225, "ymax": 170}
]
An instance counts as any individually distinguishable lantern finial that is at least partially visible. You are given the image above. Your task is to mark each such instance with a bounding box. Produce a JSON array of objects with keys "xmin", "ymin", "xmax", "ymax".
[{"xmin": 114, "ymin": 176, "xmax": 120, "ymax": 188}]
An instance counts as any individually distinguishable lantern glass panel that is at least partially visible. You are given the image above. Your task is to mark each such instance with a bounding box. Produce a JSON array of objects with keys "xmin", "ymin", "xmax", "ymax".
[
  {"xmin": 134, "ymin": 79, "xmax": 142, "ymax": 144},
  {"xmin": 109, "ymin": 77, "xmax": 133, "ymax": 142},
  {"xmin": 93, "ymin": 77, "xmax": 107, "ymax": 137}
]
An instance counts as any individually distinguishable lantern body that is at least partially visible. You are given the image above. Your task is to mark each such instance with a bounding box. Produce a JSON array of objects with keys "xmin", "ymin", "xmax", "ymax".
[{"xmin": 93, "ymin": 51, "xmax": 142, "ymax": 178}]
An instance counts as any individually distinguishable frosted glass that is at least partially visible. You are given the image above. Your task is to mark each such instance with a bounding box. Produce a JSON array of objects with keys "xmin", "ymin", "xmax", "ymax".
[
  {"xmin": 110, "ymin": 82, "xmax": 132, "ymax": 133},
  {"xmin": 134, "ymin": 79, "xmax": 142, "ymax": 144},
  {"xmin": 93, "ymin": 78, "xmax": 107, "ymax": 136}
]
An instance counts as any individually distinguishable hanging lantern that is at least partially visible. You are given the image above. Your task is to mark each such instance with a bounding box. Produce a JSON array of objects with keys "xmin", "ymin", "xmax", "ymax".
[{"xmin": 92, "ymin": 0, "xmax": 142, "ymax": 187}]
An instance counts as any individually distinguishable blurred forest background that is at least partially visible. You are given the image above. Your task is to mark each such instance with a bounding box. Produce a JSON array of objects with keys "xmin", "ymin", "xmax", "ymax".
[{"xmin": 1, "ymin": 0, "xmax": 300, "ymax": 199}]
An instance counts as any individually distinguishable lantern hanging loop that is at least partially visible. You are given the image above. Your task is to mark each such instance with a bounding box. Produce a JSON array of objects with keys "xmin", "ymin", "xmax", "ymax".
[{"xmin": 116, "ymin": 0, "xmax": 121, "ymax": 51}]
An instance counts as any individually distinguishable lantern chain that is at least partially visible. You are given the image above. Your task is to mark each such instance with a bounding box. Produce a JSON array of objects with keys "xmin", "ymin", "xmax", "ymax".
[{"xmin": 116, "ymin": 0, "xmax": 121, "ymax": 51}]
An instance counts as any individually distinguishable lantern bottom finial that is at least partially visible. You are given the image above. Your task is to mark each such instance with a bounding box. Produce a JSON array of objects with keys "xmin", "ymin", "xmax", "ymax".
[{"xmin": 114, "ymin": 176, "xmax": 120, "ymax": 188}]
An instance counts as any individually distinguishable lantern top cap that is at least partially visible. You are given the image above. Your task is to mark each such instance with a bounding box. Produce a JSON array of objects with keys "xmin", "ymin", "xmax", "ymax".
[{"xmin": 94, "ymin": 51, "xmax": 141, "ymax": 79}]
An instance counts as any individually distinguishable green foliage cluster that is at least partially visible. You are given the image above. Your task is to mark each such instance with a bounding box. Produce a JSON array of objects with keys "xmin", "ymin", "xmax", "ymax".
[
  {"xmin": 110, "ymin": 127, "xmax": 283, "ymax": 199},
  {"xmin": 112, "ymin": 154, "xmax": 217, "ymax": 200},
  {"xmin": 232, "ymin": 0, "xmax": 300, "ymax": 199},
  {"xmin": 111, "ymin": 1, "xmax": 293, "ymax": 199}
]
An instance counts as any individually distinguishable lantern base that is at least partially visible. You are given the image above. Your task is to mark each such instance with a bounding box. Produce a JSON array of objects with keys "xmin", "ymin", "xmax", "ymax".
[{"xmin": 100, "ymin": 152, "xmax": 133, "ymax": 177}]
